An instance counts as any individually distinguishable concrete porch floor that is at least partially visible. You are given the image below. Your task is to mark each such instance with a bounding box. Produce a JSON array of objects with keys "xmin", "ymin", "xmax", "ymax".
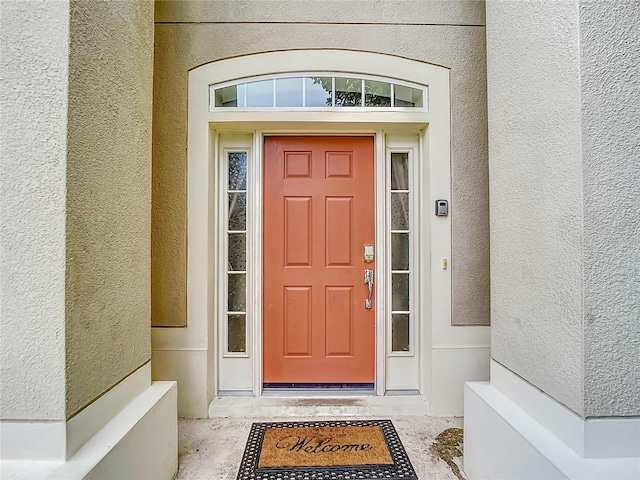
[{"xmin": 177, "ymin": 416, "xmax": 465, "ymax": 480}]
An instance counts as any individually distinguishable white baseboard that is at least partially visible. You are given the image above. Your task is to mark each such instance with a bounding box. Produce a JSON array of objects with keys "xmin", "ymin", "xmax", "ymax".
[
  {"xmin": 152, "ymin": 348, "xmax": 210, "ymax": 418},
  {"xmin": 1, "ymin": 363, "xmax": 151, "ymax": 461},
  {"xmin": 0, "ymin": 421, "xmax": 66, "ymax": 461},
  {"xmin": 490, "ymin": 360, "xmax": 640, "ymax": 458},
  {"xmin": 66, "ymin": 363, "xmax": 151, "ymax": 458},
  {"xmin": 464, "ymin": 375, "xmax": 640, "ymax": 479},
  {"xmin": 0, "ymin": 382, "xmax": 177, "ymax": 479},
  {"xmin": 84, "ymin": 382, "xmax": 177, "ymax": 480},
  {"xmin": 430, "ymin": 346, "xmax": 490, "ymax": 416},
  {"xmin": 0, "ymin": 382, "xmax": 178, "ymax": 480}
]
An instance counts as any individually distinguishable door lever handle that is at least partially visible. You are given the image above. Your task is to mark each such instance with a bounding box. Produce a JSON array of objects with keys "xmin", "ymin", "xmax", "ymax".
[{"xmin": 364, "ymin": 269, "xmax": 374, "ymax": 309}]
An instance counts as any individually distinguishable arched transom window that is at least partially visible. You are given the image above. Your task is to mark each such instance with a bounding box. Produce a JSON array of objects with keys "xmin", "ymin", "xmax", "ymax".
[{"xmin": 210, "ymin": 74, "xmax": 426, "ymax": 110}]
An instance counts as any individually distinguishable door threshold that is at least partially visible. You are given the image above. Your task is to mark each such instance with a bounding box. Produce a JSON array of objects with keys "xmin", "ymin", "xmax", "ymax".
[
  {"xmin": 208, "ymin": 394, "xmax": 430, "ymax": 418},
  {"xmin": 261, "ymin": 388, "xmax": 376, "ymax": 397}
]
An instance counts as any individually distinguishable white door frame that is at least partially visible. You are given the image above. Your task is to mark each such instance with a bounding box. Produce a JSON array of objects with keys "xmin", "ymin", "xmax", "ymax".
[
  {"xmin": 215, "ymin": 129, "xmax": 425, "ymax": 396},
  {"xmin": 152, "ymin": 50, "xmax": 453, "ymax": 414}
]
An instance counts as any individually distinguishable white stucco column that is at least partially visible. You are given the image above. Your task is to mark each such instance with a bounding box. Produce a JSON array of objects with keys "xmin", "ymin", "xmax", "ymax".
[
  {"xmin": 1, "ymin": 0, "xmax": 69, "ymax": 428},
  {"xmin": 0, "ymin": 2, "xmax": 177, "ymax": 478},
  {"xmin": 463, "ymin": 0, "xmax": 640, "ymax": 478}
]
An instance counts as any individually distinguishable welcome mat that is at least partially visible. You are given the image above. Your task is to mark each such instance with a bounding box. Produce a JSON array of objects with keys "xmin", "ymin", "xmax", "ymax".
[{"xmin": 236, "ymin": 419, "xmax": 417, "ymax": 480}]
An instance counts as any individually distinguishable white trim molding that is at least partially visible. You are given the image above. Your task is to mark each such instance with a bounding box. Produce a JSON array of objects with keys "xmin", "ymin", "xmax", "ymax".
[
  {"xmin": 464, "ymin": 360, "xmax": 640, "ymax": 479},
  {"xmin": 0, "ymin": 363, "xmax": 151, "ymax": 461},
  {"xmin": 0, "ymin": 364, "xmax": 177, "ymax": 479}
]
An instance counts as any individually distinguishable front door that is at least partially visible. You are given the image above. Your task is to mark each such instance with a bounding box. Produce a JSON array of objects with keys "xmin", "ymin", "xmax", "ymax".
[{"xmin": 263, "ymin": 136, "xmax": 375, "ymax": 384}]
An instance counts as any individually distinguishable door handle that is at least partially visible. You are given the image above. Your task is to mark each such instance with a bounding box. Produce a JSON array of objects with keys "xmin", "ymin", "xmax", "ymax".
[{"xmin": 364, "ymin": 269, "xmax": 374, "ymax": 309}]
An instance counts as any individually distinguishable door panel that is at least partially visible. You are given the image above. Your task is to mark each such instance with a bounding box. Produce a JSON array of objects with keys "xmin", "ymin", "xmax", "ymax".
[
  {"xmin": 284, "ymin": 197, "xmax": 312, "ymax": 266},
  {"xmin": 263, "ymin": 136, "xmax": 375, "ymax": 383}
]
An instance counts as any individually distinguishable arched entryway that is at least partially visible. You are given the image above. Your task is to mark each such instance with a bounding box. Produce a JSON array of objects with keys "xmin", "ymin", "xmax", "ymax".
[{"xmin": 152, "ymin": 50, "xmax": 487, "ymax": 417}]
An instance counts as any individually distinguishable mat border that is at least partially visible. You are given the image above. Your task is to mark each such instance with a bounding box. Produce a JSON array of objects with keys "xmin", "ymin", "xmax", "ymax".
[{"xmin": 236, "ymin": 419, "xmax": 418, "ymax": 480}]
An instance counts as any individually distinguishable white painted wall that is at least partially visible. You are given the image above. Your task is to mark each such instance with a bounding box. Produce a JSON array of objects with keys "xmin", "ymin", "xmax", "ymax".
[
  {"xmin": 579, "ymin": 0, "xmax": 640, "ymax": 417},
  {"xmin": 486, "ymin": 0, "xmax": 585, "ymax": 415},
  {"xmin": 0, "ymin": 0, "xmax": 69, "ymax": 421}
]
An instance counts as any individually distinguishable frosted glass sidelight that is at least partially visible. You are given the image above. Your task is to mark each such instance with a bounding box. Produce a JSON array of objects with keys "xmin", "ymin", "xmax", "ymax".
[
  {"xmin": 245, "ymin": 80, "xmax": 273, "ymax": 107},
  {"xmin": 276, "ymin": 77, "xmax": 303, "ymax": 107},
  {"xmin": 394, "ymin": 85, "xmax": 423, "ymax": 107},
  {"xmin": 392, "ymin": 273, "xmax": 410, "ymax": 312},
  {"xmin": 227, "ymin": 314, "xmax": 246, "ymax": 353},
  {"xmin": 391, "ymin": 152, "xmax": 409, "ymax": 190},
  {"xmin": 228, "ymin": 274, "xmax": 246, "ymax": 312},
  {"xmin": 228, "ymin": 152, "xmax": 247, "ymax": 190},
  {"xmin": 392, "ymin": 314, "xmax": 410, "ymax": 352},
  {"xmin": 305, "ymin": 77, "xmax": 332, "ymax": 106},
  {"xmin": 391, "ymin": 193, "xmax": 409, "ymax": 230},
  {"xmin": 226, "ymin": 149, "xmax": 247, "ymax": 354},
  {"xmin": 228, "ymin": 233, "xmax": 246, "ymax": 271},
  {"xmin": 228, "ymin": 193, "xmax": 247, "ymax": 230},
  {"xmin": 365, "ymin": 80, "xmax": 391, "ymax": 107},
  {"xmin": 390, "ymin": 150, "xmax": 411, "ymax": 353},
  {"xmin": 391, "ymin": 233, "xmax": 409, "ymax": 271},
  {"xmin": 334, "ymin": 77, "xmax": 362, "ymax": 107}
]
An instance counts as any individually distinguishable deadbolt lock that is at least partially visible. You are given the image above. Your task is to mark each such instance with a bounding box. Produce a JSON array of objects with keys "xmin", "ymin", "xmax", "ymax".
[{"xmin": 364, "ymin": 244, "xmax": 374, "ymax": 263}]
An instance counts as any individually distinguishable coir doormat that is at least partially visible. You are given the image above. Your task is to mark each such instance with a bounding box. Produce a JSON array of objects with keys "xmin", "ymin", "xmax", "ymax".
[{"xmin": 236, "ymin": 419, "xmax": 417, "ymax": 480}]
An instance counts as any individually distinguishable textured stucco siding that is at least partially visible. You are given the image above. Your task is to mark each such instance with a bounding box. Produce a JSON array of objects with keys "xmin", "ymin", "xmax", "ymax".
[
  {"xmin": 0, "ymin": 0, "xmax": 70, "ymax": 421},
  {"xmin": 152, "ymin": 1, "xmax": 490, "ymax": 327},
  {"xmin": 154, "ymin": 0, "xmax": 486, "ymax": 25},
  {"xmin": 486, "ymin": 0, "xmax": 585, "ymax": 415},
  {"xmin": 65, "ymin": 0, "xmax": 155, "ymax": 417},
  {"xmin": 579, "ymin": 0, "xmax": 640, "ymax": 417}
]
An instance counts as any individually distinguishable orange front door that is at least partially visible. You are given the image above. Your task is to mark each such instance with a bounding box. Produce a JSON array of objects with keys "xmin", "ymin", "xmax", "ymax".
[{"xmin": 263, "ymin": 136, "xmax": 375, "ymax": 384}]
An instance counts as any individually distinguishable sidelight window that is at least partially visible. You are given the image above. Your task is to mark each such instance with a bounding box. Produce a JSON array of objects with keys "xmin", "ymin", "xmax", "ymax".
[
  {"xmin": 226, "ymin": 151, "xmax": 248, "ymax": 354},
  {"xmin": 390, "ymin": 152, "xmax": 412, "ymax": 353}
]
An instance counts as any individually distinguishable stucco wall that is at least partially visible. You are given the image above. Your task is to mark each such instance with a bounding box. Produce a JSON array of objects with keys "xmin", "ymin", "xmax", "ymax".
[
  {"xmin": 486, "ymin": 0, "xmax": 585, "ymax": 415},
  {"xmin": 65, "ymin": 0, "xmax": 155, "ymax": 417},
  {"xmin": 151, "ymin": 0, "xmax": 490, "ymax": 327},
  {"xmin": 487, "ymin": 0, "xmax": 640, "ymax": 418},
  {"xmin": 579, "ymin": 0, "xmax": 640, "ymax": 418},
  {"xmin": 0, "ymin": 0, "xmax": 69, "ymax": 421}
]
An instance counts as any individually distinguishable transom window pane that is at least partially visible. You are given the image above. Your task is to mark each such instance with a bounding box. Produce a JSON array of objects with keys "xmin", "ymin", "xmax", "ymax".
[
  {"xmin": 305, "ymin": 77, "xmax": 332, "ymax": 106},
  {"xmin": 245, "ymin": 79, "xmax": 273, "ymax": 107},
  {"xmin": 276, "ymin": 77, "xmax": 303, "ymax": 107},
  {"xmin": 212, "ymin": 75, "xmax": 426, "ymax": 110},
  {"xmin": 394, "ymin": 85, "xmax": 423, "ymax": 108},
  {"xmin": 334, "ymin": 77, "xmax": 362, "ymax": 107},
  {"xmin": 365, "ymin": 80, "xmax": 391, "ymax": 107},
  {"xmin": 215, "ymin": 85, "xmax": 239, "ymax": 107}
]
